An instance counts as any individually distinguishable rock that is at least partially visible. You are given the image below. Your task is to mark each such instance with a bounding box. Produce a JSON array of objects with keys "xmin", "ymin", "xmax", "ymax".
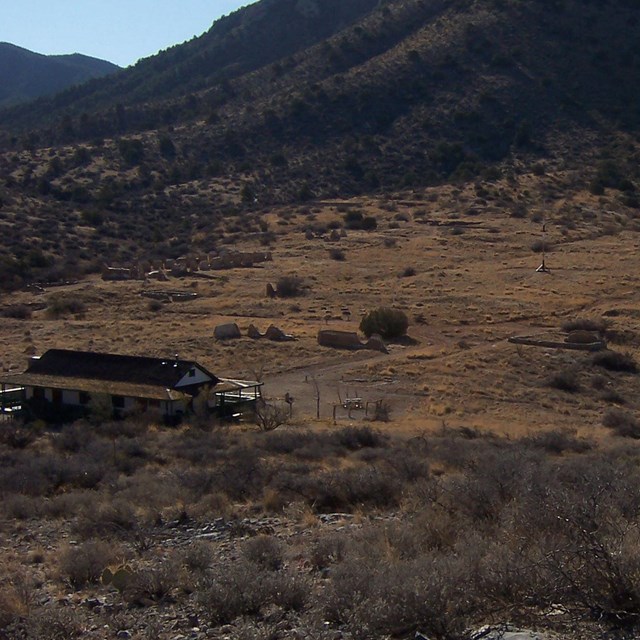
[
  {"xmin": 265, "ymin": 324, "xmax": 295, "ymax": 341},
  {"xmin": 247, "ymin": 324, "xmax": 263, "ymax": 339},
  {"xmin": 116, "ymin": 631, "xmax": 132, "ymax": 640},
  {"xmin": 214, "ymin": 323, "xmax": 241, "ymax": 340}
]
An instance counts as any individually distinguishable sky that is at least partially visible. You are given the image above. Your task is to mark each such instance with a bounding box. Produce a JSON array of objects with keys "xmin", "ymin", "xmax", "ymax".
[{"xmin": 2, "ymin": 1, "xmax": 254, "ymax": 68}]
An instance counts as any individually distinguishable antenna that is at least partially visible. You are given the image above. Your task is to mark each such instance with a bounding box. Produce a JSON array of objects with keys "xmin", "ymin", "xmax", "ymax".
[{"xmin": 536, "ymin": 218, "xmax": 551, "ymax": 273}]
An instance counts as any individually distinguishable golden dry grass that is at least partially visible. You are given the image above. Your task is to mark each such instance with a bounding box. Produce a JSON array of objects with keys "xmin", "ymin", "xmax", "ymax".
[{"xmin": 1, "ymin": 171, "xmax": 639, "ymax": 439}]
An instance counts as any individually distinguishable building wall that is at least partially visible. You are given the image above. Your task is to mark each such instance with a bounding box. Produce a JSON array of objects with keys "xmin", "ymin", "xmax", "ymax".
[
  {"xmin": 176, "ymin": 366, "xmax": 213, "ymax": 388},
  {"xmin": 25, "ymin": 385, "xmax": 186, "ymax": 418}
]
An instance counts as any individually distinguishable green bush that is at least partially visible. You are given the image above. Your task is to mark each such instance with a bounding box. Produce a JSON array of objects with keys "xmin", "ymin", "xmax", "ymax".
[{"xmin": 360, "ymin": 307, "xmax": 408, "ymax": 339}]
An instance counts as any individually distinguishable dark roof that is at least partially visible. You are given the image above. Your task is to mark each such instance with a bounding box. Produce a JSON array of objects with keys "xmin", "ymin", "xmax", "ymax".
[
  {"xmin": 25, "ymin": 349, "xmax": 218, "ymax": 388},
  {"xmin": 0, "ymin": 373, "xmax": 188, "ymax": 401}
]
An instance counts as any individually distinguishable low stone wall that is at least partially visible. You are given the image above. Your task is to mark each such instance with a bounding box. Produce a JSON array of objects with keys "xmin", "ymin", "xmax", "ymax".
[{"xmin": 318, "ymin": 330, "xmax": 387, "ymax": 353}]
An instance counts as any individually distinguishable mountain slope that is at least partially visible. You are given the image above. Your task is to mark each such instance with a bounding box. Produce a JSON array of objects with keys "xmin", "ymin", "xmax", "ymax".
[
  {"xmin": 0, "ymin": 0, "xmax": 380, "ymax": 130},
  {"xmin": 0, "ymin": 43, "xmax": 120, "ymax": 107},
  {"xmin": 0, "ymin": 0, "xmax": 640, "ymax": 289}
]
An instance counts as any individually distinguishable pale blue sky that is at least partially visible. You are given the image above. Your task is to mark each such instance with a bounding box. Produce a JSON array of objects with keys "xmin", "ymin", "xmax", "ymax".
[{"xmin": 2, "ymin": 1, "xmax": 254, "ymax": 67}]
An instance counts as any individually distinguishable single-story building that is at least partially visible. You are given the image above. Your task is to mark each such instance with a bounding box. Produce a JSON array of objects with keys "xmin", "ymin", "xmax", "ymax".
[{"xmin": 0, "ymin": 349, "xmax": 262, "ymax": 422}]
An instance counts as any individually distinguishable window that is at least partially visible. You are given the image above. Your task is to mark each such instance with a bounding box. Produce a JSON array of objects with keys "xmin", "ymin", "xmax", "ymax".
[
  {"xmin": 188, "ymin": 368, "xmax": 196, "ymax": 378},
  {"xmin": 112, "ymin": 396, "xmax": 125, "ymax": 409}
]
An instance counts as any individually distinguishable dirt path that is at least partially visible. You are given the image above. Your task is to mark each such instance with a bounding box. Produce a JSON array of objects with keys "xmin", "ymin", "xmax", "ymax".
[{"xmin": 261, "ymin": 315, "xmax": 548, "ymax": 424}]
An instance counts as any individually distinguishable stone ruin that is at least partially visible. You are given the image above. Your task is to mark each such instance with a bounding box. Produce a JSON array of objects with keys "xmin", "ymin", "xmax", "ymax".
[
  {"xmin": 102, "ymin": 250, "xmax": 273, "ymax": 282},
  {"xmin": 248, "ymin": 324, "xmax": 295, "ymax": 342},
  {"xmin": 213, "ymin": 322, "xmax": 295, "ymax": 342},
  {"xmin": 317, "ymin": 330, "xmax": 387, "ymax": 353}
]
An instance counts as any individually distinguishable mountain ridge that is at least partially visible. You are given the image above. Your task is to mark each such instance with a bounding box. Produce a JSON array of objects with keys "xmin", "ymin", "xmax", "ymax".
[{"xmin": 0, "ymin": 42, "xmax": 120, "ymax": 108}]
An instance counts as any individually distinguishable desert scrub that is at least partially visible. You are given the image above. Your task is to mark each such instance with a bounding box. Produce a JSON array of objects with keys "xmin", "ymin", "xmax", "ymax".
[
  {"xmin": 360, "ymin": 307, "xmax": 408, "ymax": 339},
  {"xmin": 59, "ymin": 539, "xmax": 118, "ymax": 588},
  {"xmin": 593, "ymin": 350, "xmax": 637, "ymax": 373}
]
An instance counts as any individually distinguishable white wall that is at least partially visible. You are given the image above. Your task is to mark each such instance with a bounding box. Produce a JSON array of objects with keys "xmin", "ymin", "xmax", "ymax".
[{"xmin": 176, "ymin": 366, "xmax": 214, "ymax": 388}]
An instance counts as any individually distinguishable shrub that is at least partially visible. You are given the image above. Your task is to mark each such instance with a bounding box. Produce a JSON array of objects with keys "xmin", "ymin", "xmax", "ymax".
[
  {"xmin": 59, "ymin": 540, "xmax": 116, "ymax": 588},
  {"xmin": 181, "ymin": 540, "xmax": 214, "ymax": 573},
  {"xmin": 602, "ymin": 408, "xmax": 640, "ymax": 438},
  {"xmin": 198, "ymin": 561, "xmax": 274, "ymax": 624},
  {"xmin": 360, "ymin": 307, "xmax": 408, "ymax": 339},
  {"xmin": 546, "ymin": 369, "xmax": 581, "ymax": 393},
  {"xmin": 242, "ymin": 535, "xmax": 284, "ymax": 571},
  {"xmin": 329, "ymin": 248, "xmax": 346, "ymax": 261},
  {"xmin": 124, "ymin": 561, "xmax": 181, "ymax": 605},
  {"xmin": 593, "ymin": 350, "xmax": 637, "ymax": 373},
  {"xmin": 336, "ymin": 426, "xmax": 387, "ymax": 450},
  {"xmin": 561, "ymin": 317, "xmax": 608, "ymax": 335},
  {"xmin": 523, "ymin": 429, "xmax": 592, "ymax": 454},
  {"xmin": 530, "ymin": 239, "xmax": 552, "ymax": 253},
  {"xmin": 254, "ymin": 400, "xmax": 289, "ymax": 432},
  {"xmin": 361, "ymin": 216, "xmax": 378, "ymax": 230},
  {"xmin": 1, "ymin": 304, "xmax": 32, "ymax": 319},
  {"xmin": 46, "ymin": 294, "xmax": 86, "ymax": 318},
  {"xmin": 400, "ymin": 266, "xmax": 416, "ymax": 278},
  {"xmin": 276, "ymin": 275, "xmax": 304, "ymax": 298},
  {"xmin": 343, "ymin": 211, "xmax": 364, "ymax": 229}
]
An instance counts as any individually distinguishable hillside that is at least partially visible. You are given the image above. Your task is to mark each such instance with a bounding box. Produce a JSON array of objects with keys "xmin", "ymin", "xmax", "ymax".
[
  {"xmin": 0, "ymin": 0, "xmax": 639, "ymax": 287},
  {"xmin": 0, "ymin": 0, "xmax": 380, "ymax": 130},
  {"xmin": 0, "ymin": 43, "xmax": 120, "ymax": 108}
]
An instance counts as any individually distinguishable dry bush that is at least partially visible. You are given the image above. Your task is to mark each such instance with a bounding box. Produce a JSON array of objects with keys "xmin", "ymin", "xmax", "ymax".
[
  {"xmin": 21, "ymin": 606, "xmax": 86, "ymax": 639},
  {"xmin": 1, "ymin": 304, "xmax": 32, "ymax": 319},
  {"xmin": 180, "ymin": 540, "xmax": 214, "ymax": 573},
  {"xmin": 45, "ymin": 293, "xmax": 87, "ymax": 318},
  {"xmin": 336, "ymin": 426, "xmax": 387, "ymax": 450},
  {"xmin": 324, "ymin": 553, "xmax": 479, "ymax": 640},
  {"xmin": 602, "ymin": 408, "xmax": 640, "ymax": 438},
  {"xmin": 275, "ymin": 275, "xmax": 305, "ymax": 298},
  {"xmin": 593, "ymin": 350, "xmax": 638, "ymax": 373},
  {"xmin": 0, "ymin": 584, "xmax": 29, "ymax": 629},
  {"xmin": 546, "ymin": 368, "xmax": 581, "ymax": 393},
  {"xmin": 561, "ymin": 317, "xmax": 608, "ymax": 335},
  {"xmin": 59, "ymin": 539, "xmax": 117, "ymax": 588},
  {"xmin": 310, "ymin": 532, "xmax": 348, "ymax": 571},
  {"xmin": 242, "ymin": 535, "xmax": 284, "ymax": 571},
  {"xmin": 530, "ymin": 239, "xmax": 552, "ymax": 253},
  {"xmin": 124, "ymin": 560, "xmax": 182, "ymax": 605},
  {"xmin": 523, "ymin": 429, "xmax": 592, "ymax": 454},
  {"xmin": 276, "ymin": 465, "xmax": 403, "ymax": 513},
  {"xmin": 73, "ymin": 499, "xmax": 138, "ymax": 539},
  {"xmin": 254, "ymin": 399, "xmax": 289, "ymax": 432},
  {"xmin": 198, "ymin": 560, "xmax": 304, "ymax": 624}
]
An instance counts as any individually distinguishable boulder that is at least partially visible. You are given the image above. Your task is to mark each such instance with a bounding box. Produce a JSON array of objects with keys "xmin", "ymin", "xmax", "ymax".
[
  {"xmin": 247, "ymin": 324, "xmax": 263, "ymax": 339},
  {"xmin": 265, "ymin": 325, "xmax": 295, "ymax": 341},
  {"xmin": 214, "ymin": 323, "xmax": 241, "ymax": 340}
]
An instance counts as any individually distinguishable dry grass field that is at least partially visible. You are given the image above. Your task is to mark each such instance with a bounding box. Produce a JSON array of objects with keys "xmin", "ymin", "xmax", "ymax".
[
  {"xmin": 2, "ymin": 168, "xmax": 639, "ymax": 438},
  {"xmin": 3, "ymin": 168, "xmax": 640, "ymax": 639}
]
